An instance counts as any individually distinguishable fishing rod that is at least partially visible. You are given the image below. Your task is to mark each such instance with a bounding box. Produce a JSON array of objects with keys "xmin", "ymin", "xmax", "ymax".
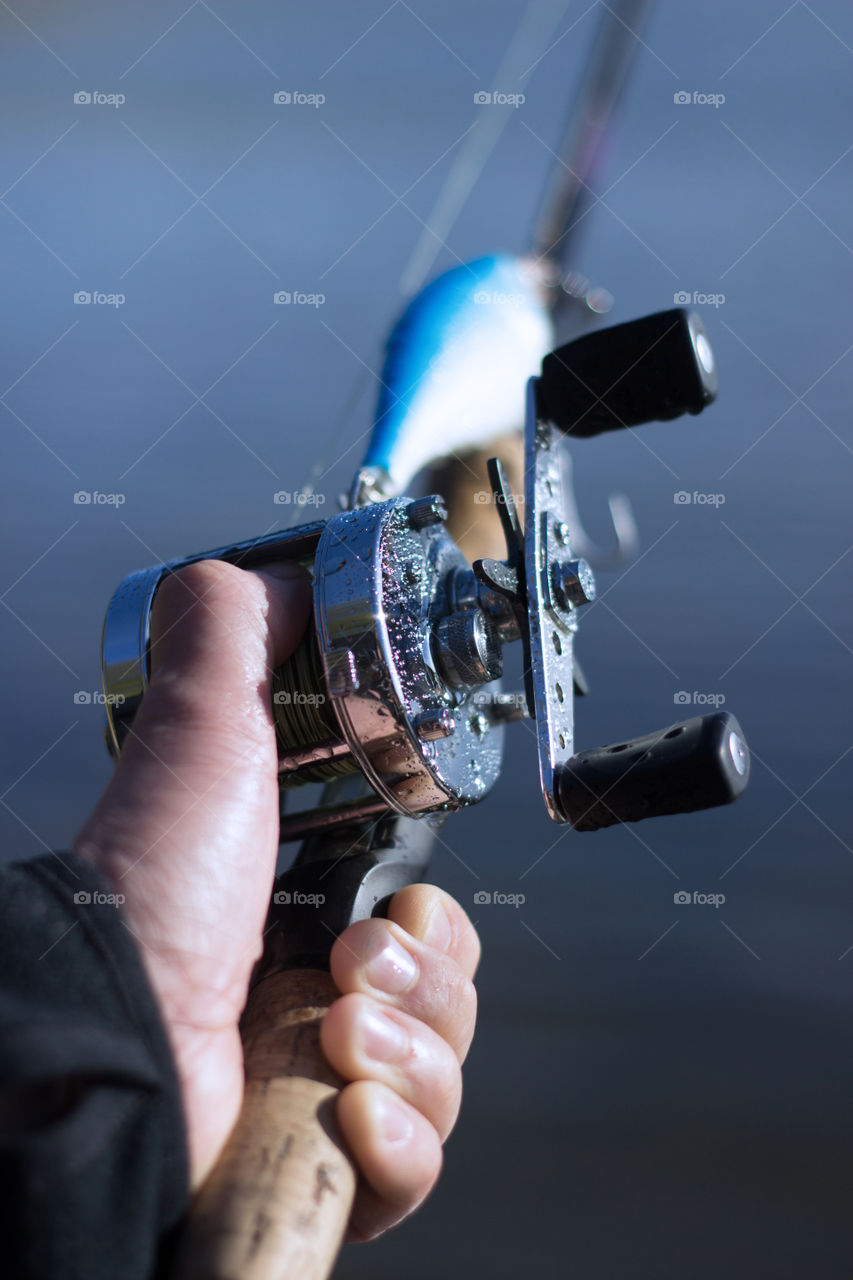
[
  {"xmin": 534, "ymin": 0, "xmax": 653, "ymax": 298},
  {"xmin": 300, "ymin": 0, "xmax": 649, "ymax": 567},
  {"xmin": 99, "ymin": 4, "xmax": 749, "ymax": 1278}
]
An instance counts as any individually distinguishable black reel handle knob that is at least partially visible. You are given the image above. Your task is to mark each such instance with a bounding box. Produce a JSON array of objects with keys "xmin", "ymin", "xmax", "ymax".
[
  {"xmin": 555, "ymin": 711, "xmax": 749, "ymax": 831},
  {"xmin": 537, "ymin": 307, "xmax": 718, "ymax": 438}
]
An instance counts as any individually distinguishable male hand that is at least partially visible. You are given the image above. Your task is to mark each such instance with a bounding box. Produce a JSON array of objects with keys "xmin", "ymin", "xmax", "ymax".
[{"xmin": 75, "ymin": 559, "xmax": 479, "ymax": 1240}]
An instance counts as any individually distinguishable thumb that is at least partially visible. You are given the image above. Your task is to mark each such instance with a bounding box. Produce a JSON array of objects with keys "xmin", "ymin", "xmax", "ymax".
[
  {"xmin": 76, "ymin": 557, "xmax": 312, "ymax": 911},
  {"xmin": 78, "ymin": 559, "xmax": 312, "ymax": 860},
  {"xmin": 149, "ymin": 558, "xmax": 312, "ymax": 699}
]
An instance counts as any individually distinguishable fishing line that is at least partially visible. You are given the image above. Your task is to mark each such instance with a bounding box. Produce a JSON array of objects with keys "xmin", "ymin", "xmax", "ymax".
[
  {"xmin": 286, "ymin": 0, "xmax": 574, "ymax": 521},
  {"xmin": 400, "ymin": 0, "xmax": 574, "ymax": 297}
]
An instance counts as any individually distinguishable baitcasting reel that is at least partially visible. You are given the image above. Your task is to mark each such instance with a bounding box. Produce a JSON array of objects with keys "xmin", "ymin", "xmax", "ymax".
[{"xmin": 101, "ymin": 308, "xmax": 749, "ymax": 843}]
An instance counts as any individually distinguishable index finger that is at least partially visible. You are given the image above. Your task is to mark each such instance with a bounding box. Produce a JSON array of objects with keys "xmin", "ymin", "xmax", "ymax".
[{"xmin": 385, "ymin": 884, "xmax": 481, "ymax": 980}]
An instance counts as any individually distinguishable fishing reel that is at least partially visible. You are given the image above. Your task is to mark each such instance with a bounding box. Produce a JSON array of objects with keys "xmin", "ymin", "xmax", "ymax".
[{"xmin": 101, "ymin": 307, "xmax": 749, "ymax": 844}]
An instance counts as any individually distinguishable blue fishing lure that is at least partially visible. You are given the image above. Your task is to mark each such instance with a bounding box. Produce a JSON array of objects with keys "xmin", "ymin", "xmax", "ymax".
[{"xmin": 362, "ymin": 253, "xmax": 554, "ymax": 493}]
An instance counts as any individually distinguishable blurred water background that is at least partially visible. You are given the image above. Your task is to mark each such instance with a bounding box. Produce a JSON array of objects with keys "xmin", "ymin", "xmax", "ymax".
[{"xmin": 1, "ymin": 2, "xmax": 852, "ymax": 1275}]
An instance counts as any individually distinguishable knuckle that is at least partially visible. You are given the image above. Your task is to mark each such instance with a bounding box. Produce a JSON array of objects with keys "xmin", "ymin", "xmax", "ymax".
[
  {"xmin": 330, "ymin": 989, "xmax": 371, "ymax": 1031},
  {"xmin": 460, "ymin": 914, "xmax": 482, "ymax": 963},
  {"xmin": 426, "ymin": 1047, "xmax": 462, "ymax": 1131},
  {"xmin": 428, "ymin": 965, "xmax": 477, "ymax": 1039},
  {"xmin": 156, "ymin": 558, "xmax": 242, "ymax": 612}
]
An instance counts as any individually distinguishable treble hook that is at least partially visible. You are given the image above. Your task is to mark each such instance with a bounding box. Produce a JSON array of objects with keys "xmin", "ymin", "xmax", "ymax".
[{"xmin": 558, "ymin": 449, "xmax": 640, "ymax": 571}]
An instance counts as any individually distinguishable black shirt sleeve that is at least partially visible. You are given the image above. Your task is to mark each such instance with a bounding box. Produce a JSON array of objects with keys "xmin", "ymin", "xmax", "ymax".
[{"xmin": 0, "ymin": 852, "xmax": 190, "ymax": 1280}]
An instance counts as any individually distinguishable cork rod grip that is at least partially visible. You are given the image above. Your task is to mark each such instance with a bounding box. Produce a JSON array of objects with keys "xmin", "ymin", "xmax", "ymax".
[
  {"xmin": 174, "ymin": 968, "xmax": 355, "ymax": 1280},
  {"xmin": 173, "ymin": 443, "xmax": 513, "ymax": 1278},
  {"xmin": 426, "ymin": 433, "xmax": 525, "ymax": 563}
]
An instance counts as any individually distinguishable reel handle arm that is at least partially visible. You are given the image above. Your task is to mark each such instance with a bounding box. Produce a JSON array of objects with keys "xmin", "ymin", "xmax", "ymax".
[{"xmin": 556, "ymin": 711, "xmax": 750, "ymax": 831}]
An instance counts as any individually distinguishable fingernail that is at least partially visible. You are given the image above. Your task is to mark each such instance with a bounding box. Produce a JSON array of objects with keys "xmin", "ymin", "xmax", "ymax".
[
  {"xmin": 364, "ymin": 928, "xmax": 418, "ymax": 994},
  {"xmin": 423, "ymin": 901, "xmax": 453, "ymax": 953},
  {"xmin": 377, "ymin": 1092, "xmax": 414, "ymax": 1146},
  {"xmin": 359, "ymin": 1006, "xmax": 409, "ymax": 1063}
]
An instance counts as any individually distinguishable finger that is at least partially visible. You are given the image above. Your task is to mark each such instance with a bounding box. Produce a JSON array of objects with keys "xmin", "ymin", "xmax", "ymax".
[
  {"xmin": 149, "ymin": 558, "xmax": 311, "ymax": 709},
  {"xmin": 74, "ymin": 559, "xmax": 311, "ymax": 996},
  {"xmin": 321, "ymin": 992, "xmax": 462, "ymax": 1139},
  {"xmin": 385, "ymin": 884, "xmax": 481, "ymax": 979},
  {"xmin": 330, "ymin": 918, "xmax": 477, "ymax": 1063},
  {"xmin": 121, "ymin": 557, "xmax": 312, "ymax": 788},
  {"xmin": 83, "ymin": 558, "xmax": 311, "ymax": 871},
  {"xmin": 336, "ymin": 1080, "xmax": 442, "ymax": 1243},
  {"xmin": 248, "ymin": 562, "xmax": 314, "ymax": 668}
]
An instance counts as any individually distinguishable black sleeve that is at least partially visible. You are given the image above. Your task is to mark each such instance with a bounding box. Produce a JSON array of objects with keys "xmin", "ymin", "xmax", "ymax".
[{"xmin": 0, "ymin": 852, "xmax": 190, "ymax": 1280}]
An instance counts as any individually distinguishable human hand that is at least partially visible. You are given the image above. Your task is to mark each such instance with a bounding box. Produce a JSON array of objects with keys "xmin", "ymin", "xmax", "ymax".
[{"xmin": 74, "ymin": 559, "xmax": 479, "ymax": 1239}]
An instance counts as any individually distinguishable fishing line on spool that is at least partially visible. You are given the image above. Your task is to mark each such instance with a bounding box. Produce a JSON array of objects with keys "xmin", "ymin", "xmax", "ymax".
[{"xmin": 272, "ymin": 620, "xmax": 359, "ymax": 786}]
